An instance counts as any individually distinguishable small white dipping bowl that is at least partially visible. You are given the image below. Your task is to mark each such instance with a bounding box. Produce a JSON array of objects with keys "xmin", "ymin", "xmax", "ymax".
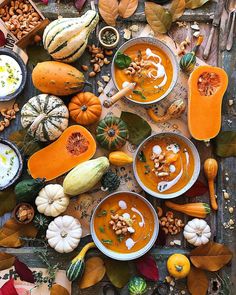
[
  {"xmin": 90, "ymin": 191, "xmax": 159, "ymax": 261},
  {"xmin": 133, "ymin": 133, "xmax": 201, "ymax": 199},
  {"xmin": 111, "ymin": 37, "xmax": 179, "ymax": 105}
]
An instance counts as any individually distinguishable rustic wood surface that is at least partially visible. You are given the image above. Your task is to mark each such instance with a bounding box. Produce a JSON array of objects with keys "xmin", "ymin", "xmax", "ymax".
[{"xmin": 0, "ymin": 0, "xmax": 235, "ymax": 294}]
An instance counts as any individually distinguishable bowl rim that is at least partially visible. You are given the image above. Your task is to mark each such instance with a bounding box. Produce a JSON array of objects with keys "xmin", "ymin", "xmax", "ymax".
[
  {"xmin": 98, "ymin": 26, "xmax": 120, "ymax": 49},
  {"xmin": 0, "ymin": 48, "xmax": 27, "ymax": 102},
  {"xmin": 111, "ymin": 36, "xmax": 179, "ymax": 105},
  {"xmin": 0, "ymin": 138, "xmax": 23, "ymax": 190},
  {"xmin": 90, "ymin": 190, "xmax": 159, "ymax": 261},
  {"xmin": 133, "ymin": 132, "xmax": 201, "ymax": 199}
]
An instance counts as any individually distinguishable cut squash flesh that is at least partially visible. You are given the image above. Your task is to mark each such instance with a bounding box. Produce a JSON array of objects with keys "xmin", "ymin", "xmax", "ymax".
[
  {"xmin": 28, "ymin": 125, "xmax": 96, "ymax": 181},
  {"xmin": 188, "ymin": 65, "xmax": 228, "ymax": 141}
]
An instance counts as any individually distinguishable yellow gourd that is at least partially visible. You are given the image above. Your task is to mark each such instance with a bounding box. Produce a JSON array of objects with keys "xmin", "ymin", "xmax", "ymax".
[
  {"xmin": 109, "ymin": 151, "xmax": 133, "ymax": 166},
  {"xmin": 204, "ymin": 158, "xmax": 218, "ymax": 211},
  {"xmin": 167, "ymin": 254, "xmax": 191, "ymax": 279}
]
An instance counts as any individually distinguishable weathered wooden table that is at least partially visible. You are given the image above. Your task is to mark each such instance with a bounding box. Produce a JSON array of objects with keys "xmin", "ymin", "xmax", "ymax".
[{"xmin": 1, "ymin": 0, "xmax": 235, "ymax": 294}]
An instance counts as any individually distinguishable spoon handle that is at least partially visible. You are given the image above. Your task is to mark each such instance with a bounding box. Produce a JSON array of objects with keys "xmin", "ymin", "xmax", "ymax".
[
  {"xmin": 203, "ymin": 26, "xmax": 215, "ymax": 59},
  {"xmin": 226, "ymin": 11, "xmax": 236, "ymax": 51},
  {"xmin": 221, "ymin": 11, "xmax": 232, "ymax": 51}
]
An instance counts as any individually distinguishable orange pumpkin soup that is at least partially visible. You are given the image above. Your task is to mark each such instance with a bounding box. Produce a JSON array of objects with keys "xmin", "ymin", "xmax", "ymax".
[
  {"xmin": 136, "ymin": 135, "xmax": 194, "ymax": 194},
  {"xmin": 94, "ymin": 193, "xmax": 155, "ymax": 253},
  {"xmin": 114, "ymin": 43, "xmax": 173, "ymax": 103}
]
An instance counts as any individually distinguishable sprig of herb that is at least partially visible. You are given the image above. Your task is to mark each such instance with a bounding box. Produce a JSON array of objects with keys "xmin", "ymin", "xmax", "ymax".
[
  {"xmin": 144, "ymin": 164, "xmax": 151, "ymax": 174},
  {"xmin": 97, "ymin": 209, "xmax": 107, "ymax": 217},
  {"xmin": 114, "ymin": 51, "xmax": 132, "ymax": 69},
  {"xmin": 117, "ymin": 235, "xmax": 125, "ymax": 243},
  {"xmin": 99, "ymin": 226, "xmax": 105, "ymax": 233},
  {"xmin": 133, "ymin": 90, "xmax": 147, "ymax": 100},
  {"xmin": 138, "ymin": 151, "xmax": 146, "ymax": 162},
  {"xmin": 102, "ymin": 239, "xmax": 113, "ymax": 245}
]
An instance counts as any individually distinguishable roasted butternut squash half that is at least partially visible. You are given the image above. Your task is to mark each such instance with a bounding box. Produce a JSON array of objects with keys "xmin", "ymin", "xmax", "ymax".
[
  {"xmin": 188, "ymin": 65, "xmax": 228, "ymax": 141},
  {"xmin": 28, "ymin": 125, "xmax": 96, "ymax": 181}
]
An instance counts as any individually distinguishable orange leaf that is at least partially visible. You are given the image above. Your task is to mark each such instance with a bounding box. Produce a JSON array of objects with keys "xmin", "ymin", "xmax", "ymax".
[
  {"xmin": 169, "ymin": 0, "xmax": 185, "ymax": 22},
  {"xmin": 98, "ymin": 0, "xmax": 119, "ymax": 26},
  {"xmin": 79, "ymin": 257, "xmax": 106, "ymax": 289},
  {"xmin": 0, "ymin": 252, "xmax": 15, "ymax": 270},
  {"xmin": 50, "ymin": 284, "xmax": 69, "ymax": 295},
  {"xmin": 118, "ymin": 0, "xmax": 138, "ymax": 19},
  {"xmin": 0, "ymin": 218, "xmax": 38, "ymax": 248},
  {"xmin": 187, "ymin": 266, "xmax": 208, "ymax": 295},
  {"xmin": 190, "ymin": 241, "xmax": 233, "ymax": 271}
]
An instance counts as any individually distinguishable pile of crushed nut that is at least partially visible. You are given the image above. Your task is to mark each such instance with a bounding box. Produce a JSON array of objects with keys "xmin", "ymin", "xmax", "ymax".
[
  {"xmin": 109, "ymin": 213, "xmax": 135, "ymax": 236},
  {"xmin": 158, "ymin": 210, "xmax": 185, "ymax": 235},
  {"xmin": 124, "ymin": 54, "xmax": 152, "ymax": 77},
  {"xmin": 0, "ymin": 103, "xmax": 19, "ymax": 132},
  {"xmin": 82, "ymin": 44, "xmax": 112, "ymax": 77},
  {"xmin": 0, "ymin": 0, "xmax": 42, "ymax": 40},
  {"xmin": 150, "ymin": 151, "xmax": 178, "ymax": 178},
  {"xmin": 16, "ymin": 204, "xmax": 34, "ymax": 223}
]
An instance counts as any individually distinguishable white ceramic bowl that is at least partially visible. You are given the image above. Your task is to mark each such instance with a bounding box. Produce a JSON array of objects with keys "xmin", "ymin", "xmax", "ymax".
[
  {"xmin": 133, "ymin": 133, "xmax": 201, "ymax": 199},
  {"xmin": 111, "ymin": 37, "xmax": 179, "ymax": 105},
  {"xmin": 90, "ymin": 191, "xmax": 159, "ymax": 261}
]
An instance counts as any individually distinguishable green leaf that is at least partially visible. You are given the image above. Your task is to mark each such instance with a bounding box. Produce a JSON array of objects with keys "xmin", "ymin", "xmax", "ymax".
[
  {"xmin": 114, "ymin": 51, "xmax": 132, "ymax": 69},
  {"xmin": 138, "ymin": 151, "xmax": 146, "ymax": 162},
  {"xmin": 133, "ymin": 90, "xmax": 147, "ymax": 100},
  {"xmin": 27, "ymin": 44, "xmax": 51, "ymax": 68},
  {"xmin": 145, "ymin": 2, "xmax": 172, "ymax": 34},
  {"xmin": 0, "ymin": 189, "xmax": 16, "ymax": 217},
  {"xmin": 105, "ymin": 259, "xmax": 135, "ymax": 288},
  {"xmin": 185, "ymin": 0, "xmax": 210, "ymax": 9},
  {"xmin": 102, "ymin": 239, "xmax": 113, "ymax": 245},
  {"xmin": 214, "ymin": 131, "xmax": 236, "ymax": 157},
  {"xmin": 120, "ymin": 112, "xmax": 152, "ymax": 145},
  {"xmin": 8, "ymin": 129, "xmax": 42, "ymax": 157}
]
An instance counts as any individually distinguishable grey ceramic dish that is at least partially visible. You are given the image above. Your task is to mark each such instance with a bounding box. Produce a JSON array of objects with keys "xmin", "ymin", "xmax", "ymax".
[
  {"xmin": 111, "ymin": 36, "xmax": 179, "ymax": 105},
  {"xmin": 0, "ymin": 48, "xmax": 27, "ymax": 102},
  {"xmin": 0, "ymin": 138, "xmax": 23, "ymax": 190},
  {"xmin": 133, "ymin": 132, "xmax": 201, "ymax": 199},
  {"xmin": 90, "ymin": 191, "xmax": 159, "ymax": 261}
]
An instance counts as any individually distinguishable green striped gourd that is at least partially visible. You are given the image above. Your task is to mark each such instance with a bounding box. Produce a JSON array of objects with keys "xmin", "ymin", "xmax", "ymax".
[
  {"xmin": 66, "ymin": 242, "xmax": 96, "ymax": 281},
  {"xmin": 180, "ymin": 35, "xmax": 203, "ymax": 74},
  {"xmin": 43, "ymin": 10, "xmax": 99, "ymax": 63},
  {"xmin": 128, "ymin": 276, "xmax": 147, "ymax": 295},
  {"xmin": 96, "ymin": 116, "xmax": 129, "ymax": 150}
]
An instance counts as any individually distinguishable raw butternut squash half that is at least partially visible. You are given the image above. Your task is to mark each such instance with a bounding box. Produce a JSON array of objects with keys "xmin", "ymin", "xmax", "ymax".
[
  {"xmin": 188, "ymin": 65, "xmax": 228, "ymax": 141},
  {"xmin": 28, "ymin": 125, "xmax": 96, "ymax": 181}
]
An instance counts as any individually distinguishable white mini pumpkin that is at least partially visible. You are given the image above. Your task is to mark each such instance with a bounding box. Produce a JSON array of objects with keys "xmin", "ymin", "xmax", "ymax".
[
  {"xmin": 46, "ymin": 215, "xmax": 82, "ymax": 253},
  {"xmin": 183, "ymin": 218, "xmax": 211, "ymax": 246},
  {"xmin": 35, "ymin": 184, "xmax": 69, "ymax": 217}
]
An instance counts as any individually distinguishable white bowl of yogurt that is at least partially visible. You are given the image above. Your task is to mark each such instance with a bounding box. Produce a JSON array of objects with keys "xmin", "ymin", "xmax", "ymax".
[
  {"xmin": 0, "ymin": 48, "xmax": 27, "ymax": 102},
  {"xmin": 0, "ymin": 139, "xmax": 23, "ymax": 190}
]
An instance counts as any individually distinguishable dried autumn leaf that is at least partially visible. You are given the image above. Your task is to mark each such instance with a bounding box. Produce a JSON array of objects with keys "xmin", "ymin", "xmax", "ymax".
[
  {"xmin": 190, "ymin": 241, "xmax": 233, "ymax": 271},
  {"xmin": 118, "ymin": 0, "xmax": 138, "ymax": 19},
  {"xmin": 187, "ymin": 267, "xmax": 208, "ymax": 295},
  {"xmin": 0, "ymin": 218, "xmax": 37, "ymax": 248},
  {"xmin": 0, "ymin": 252, "xmax": 15, "ymax": 270},
  {"xmin": 185, "ymin": 0, "xmax": 210, "ymax": 9},
  {"xmin": 0, "ymin": 189, "xmax": 16, "ymax": 217},
  {"xmin": 0, "ymin": 279, "xmax": 18, "ymax": 295},
  {"xmin": 135, "ymin": 254, "xmax": 159, "ymax": 281},
  {"xmin": 105, "ymin": 259, "xmax": 135, "ymax": 288},
  {"xmin": 170, "ymin": 0, "xmax": 185, "ymax": 22},
  {"xmin": 0, "ymin": 30, "xmax": 6, "ymax": 47},
  {"xmin": 75, "ymin": 0, "xmax": 87, "ymax": 11},
  {"xmin": 50, "ymin": 284, "xmax": 69, "ymax": 295},
  {"xmin": 214, "ymin": 131, "xmax": 236, "ymax": 157},
  {"xmin": 79, "ymin": 257, "xmax": 106, "ymax": 289},
  {"xmin": 145, "ymin": 2, "xmax": 172, "ymax": 34},
  {"xmin": 98, "ymin": 0, "xmax": 119, "ymax": 26},
  {"xmin": 14, "ymin": 259, "xmax": 35, "ymax": 283}
]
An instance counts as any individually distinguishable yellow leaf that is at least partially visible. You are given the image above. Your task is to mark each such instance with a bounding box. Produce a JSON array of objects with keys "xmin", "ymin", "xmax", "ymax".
[
  {"xmin": 185, "ymin": 0, "xmax": 210, "ymax": 9},
  {"xmin": 79, "ymin": 257, "xmax": 106, "ymax": 289},
  {"xmin": 50, "ymin": 284, "xmax": 69, "ymax": 295},
  {"xmin": 0, "ymin": 189, "xmax": 16, "ymax": 217},
  {"xmin": 0, "ymin": 218, "xmax": 38, "ymax": 248},
  {"xmin": 0, "ymin": 252, "xmax": 15, "ymax": 270},
  {"xmin": 145, "ymin": 2, "xmax": 172, "ymax": 34},
  {"xmin": 170, "ymin": 0, "xmax": 186, "ymax": 22},
  {"xmin": 187, "ymin": 267, "xmax": 208, "ymax": 295},
  {"xmin": 98, "ymin": 0, "xmax": 119, "ymax": 26},
  {"xmin": 118, "ymin": 0, "xmax": 138, "ymax": 19}
]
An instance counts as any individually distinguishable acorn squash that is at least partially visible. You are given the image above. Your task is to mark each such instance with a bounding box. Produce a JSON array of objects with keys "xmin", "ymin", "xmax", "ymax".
[
  {"xmin": 188, "ymin": 65, "xmax": 228, "ymax": 141},
  {"xmin": 43, "ymin": 10, "xmax": 99, "ymax": 63},
  {"xmin": 28, "ymin": 125, "xmax": 96, "ymax": 181}
]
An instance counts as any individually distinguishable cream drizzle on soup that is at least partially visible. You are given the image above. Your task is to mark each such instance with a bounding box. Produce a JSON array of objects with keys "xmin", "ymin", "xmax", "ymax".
[{"xmin": 0, "ymin": 143, "xmax": 20, "ymax": 187}]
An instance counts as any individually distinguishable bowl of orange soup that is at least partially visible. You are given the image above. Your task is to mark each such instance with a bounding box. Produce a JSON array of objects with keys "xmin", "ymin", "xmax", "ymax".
[
  {"xmin": 133, "ymin": 133, "xmax": 200, "ymax": 199},
  {"xmin": 91, "ymin": 191, "xmax": 158, "ymax": 260},
  {"xmin": 112, "ymin": 37, "xmax": 178, "ymax": 105}
]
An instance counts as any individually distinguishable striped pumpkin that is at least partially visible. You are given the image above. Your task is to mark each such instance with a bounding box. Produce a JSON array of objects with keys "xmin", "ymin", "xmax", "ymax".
[
  {"xmin": 66, "ymin": 242, "xmax": 96, "ymax": 281},
  {"xmin": 96, "ymin": 115, "xmax": 129, "ymax": 150},
  {"xmin": 128, "ymin": 276, "xmax": 147, "ymax": 295},
  {"xmin": 43, "ymin": 10, "xmax": 99, "ymax": 63},
  {"xmin": 180, "ymin": 52, "xmax": 196, "ymax": 74},
  {"xmin": 21, "ymin": 94, "xmax": 69, "ymax": 142}
]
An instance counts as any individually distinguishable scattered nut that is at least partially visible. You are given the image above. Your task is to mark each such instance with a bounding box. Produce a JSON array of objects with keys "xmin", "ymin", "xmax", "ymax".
[
  {"xmin": 229, "ymin": 207, "xmax": 234, "ymax": 214},
  {"xmin": 123, "ymin": 28, "xmax": 131, "ymax": 40},
  {"xmin": 191, "ymin": 24, "xmax": 200, "ymax": 30},
  {"xmin": 98, "ymin": 86, "xmax": 103, "ymax": 93},
  {"xmin": 228, "ymin": 99, "xmax": 234, "ymax": 106},
  {"xmin": 81, "ymin": 65, "xmax": 88, "ymax": 71},
  {"xmin": 129, "ymin": 24, "xmax": 139, "ymax": 32},
  {"xmin": 101, "ymin": 75, "xmax": 110, "ymax": 82},
  {"xmin": 157, "ymin": 206, "xmax": 163, "ymax": 218},
  {"xmin": 193, "ymin": 31, "xmax": 201, "ymax": 38},
  {"xmin": 104, "ymin": 49, "xmax": 113, "ymax": 56},
  {"xmin": 223, "ymin": 191, "xmax": 230, "ymax": 199},
  {"xmin": 160, "ymin": 211, "xmax": 184, "ymax": 235},
  {"xmin": 89, "ymin": 71, "xmax": 96, "ymax": 78}
]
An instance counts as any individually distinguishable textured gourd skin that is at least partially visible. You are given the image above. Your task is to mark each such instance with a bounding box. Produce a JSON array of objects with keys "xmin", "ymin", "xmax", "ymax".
[
  {"xmin": 32, "ymin": 61, "xmax": 85, "ymax": 96},
  {"xmin": 167, "ymin": 254, "xmax": 190, "ymax": 279},
  {"xmin": 14, "ymin": 178, "xmax": 46, "ymax": 203},
  {"xmin": 128, "ymin": 276, "xmax": 147, "ymax": 295},
  {"xmin": 188, "ymin": 65, "xmax": 228, "ymax": 141},
  {"xmin": 109, "ymin": 151, "xmax": 133, "ymax": 166},
  {"xmin": 43, "ymin": 10, "xmax": 99, "ymax": 63}
]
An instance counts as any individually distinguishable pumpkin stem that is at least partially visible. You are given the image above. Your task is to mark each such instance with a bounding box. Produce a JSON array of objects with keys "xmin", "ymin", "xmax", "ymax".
[
  {"xmin": 108, "ymin": 128, "xmax": 115, "ymax": 137},
  {"xmin": 192, "ymin": 35, "xmax": 204, "ymax": 55},
  {"xmin": 30, "ymin": 113, "xmax": 47, "ymax": 133},
  {"xmin": 81, "ymin": 105, "xmax": 87, "ymax": 112},
  {"xmin": 60, "ymin": 230, "xmax": 68, "ymax": 238},
  {"xmin": 175, "ymin": 264, "xmax": 183, "ymax": 272}
]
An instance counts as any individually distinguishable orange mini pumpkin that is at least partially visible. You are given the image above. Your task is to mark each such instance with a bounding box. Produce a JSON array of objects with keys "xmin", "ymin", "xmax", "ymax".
[{"xmin": 69, "ymin": 92, "xmax": 102, "ymax": 125}]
